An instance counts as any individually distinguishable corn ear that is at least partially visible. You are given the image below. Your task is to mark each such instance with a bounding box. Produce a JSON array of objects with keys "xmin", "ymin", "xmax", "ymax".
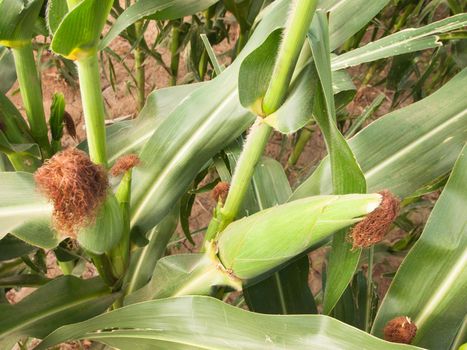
[{"xmin": 217, "ymin": 193, "xmax": 382, "ymax": 280}]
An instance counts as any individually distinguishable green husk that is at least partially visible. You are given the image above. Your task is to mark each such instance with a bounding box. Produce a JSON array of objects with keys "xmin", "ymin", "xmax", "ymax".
[{"xmin": 218, "ymin": 193, "xmax": 382, "ymax": 280}]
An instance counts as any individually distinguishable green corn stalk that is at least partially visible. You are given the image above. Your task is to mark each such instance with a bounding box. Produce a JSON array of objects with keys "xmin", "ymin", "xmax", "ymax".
[
  {"xmin": 205, "ymin": 0, "xmax": 319, "ymax": 241},
  {"xmin": 46, "ymin": 0, "xmax": 122, "ymax": 286},
  {"xmin": 0, "ymin": 0, "xmax": 51, "ymax": 157}
]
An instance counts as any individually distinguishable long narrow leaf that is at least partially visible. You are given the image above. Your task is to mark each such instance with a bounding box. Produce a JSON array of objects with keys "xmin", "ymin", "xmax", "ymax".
[
  {"xmin": 0, "ymin": 276, "xmax": 117, "ymax": 349},
  {"xmin": 36, "ymin": 296, "xmax": 422, "ymax": 350},
  {"xmin": 308, "ymin": 10, "xmax": 366, "ymax": 315},
  {"xmin": 372, "ymin": 145, "xmax": 467, "ymax": 349}
]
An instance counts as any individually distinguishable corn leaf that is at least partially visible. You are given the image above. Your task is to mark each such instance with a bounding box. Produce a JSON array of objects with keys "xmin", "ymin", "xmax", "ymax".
[
  {"xmin": 331, "ymin": 13, "xmax": 467, "ymax": 71},
  {"xmin": 0, "ymin": 276, "xmax": 118, "ymax": 350},
  {"xmin": 99, "ymin": 0, "xmax": 219, "ymax": 50},
  {"xmin": 0, "ymin": 234, "xmax": 35, "ymax": 261},
  {"xmin": 372, "ymin": 145, "xmax": 467, "ymax": 349},
  {"xmin": 0, "ymin": 172, "xmax": 58, "ymax": 248},
  {"xmin": 124, "ymin": 207, "xmax": 179, "ymax": 295},
  {"xmin": 308, "ymin": 10, "xmax": 366, "ymax": 314},
  {"xmin": 0, "ymin": 0, "xmax": 43, "ymax": 47},
  {"xmin": 51, "ymin": 0, "xmax": 113, "ymax": 59},
  {"xmin": 291, "ymin": 67, "xmax": 467, "ymax": 199},
  {"xmin": 125, "ymin": 254, "xmax": 236, "ymax": 303},
  {"xmin": 36, "ymin": 295, "xmax": 422, "ymax": 350},
  {"xmin": 325, "ymin": 0, "xmax": 390, "ymax": 50},
  {"xmin": 45, "ymin": 0, "xmax": 68, "ymax": 34},
  {"xmin": 0, "ymin": 46, "xmax": 16, "ymax": 93},
  {"xmin": 244, "ymin": 255, "xmax": 317, "ymax": 314},
  {"xmin": 238, "ymin": 29, "xmax": 282, "ymax": 114}
]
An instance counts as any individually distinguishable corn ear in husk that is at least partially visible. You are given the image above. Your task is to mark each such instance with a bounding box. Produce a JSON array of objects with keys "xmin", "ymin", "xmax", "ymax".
[{"xmin": 217, "ymin": 193, "xmax": 382, "ymax": 280}]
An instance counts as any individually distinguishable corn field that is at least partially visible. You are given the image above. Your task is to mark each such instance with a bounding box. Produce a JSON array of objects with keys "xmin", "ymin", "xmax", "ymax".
[{"xmin": 0, "ymin": 0, "xmax": 466, "ymax": 349}]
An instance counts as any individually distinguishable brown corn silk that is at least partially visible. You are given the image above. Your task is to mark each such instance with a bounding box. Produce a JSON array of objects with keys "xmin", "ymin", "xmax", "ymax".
[
  {"xmin": 34, "ymin": 148, "xmax": 108, "ymax": 237},
  {"xmin": 212, "ymin": 181, "xmax": 230, "ymax": 203},
  {"xmin": 351, "ymin": 190, "xmax": 400, "ymax": 248},
  {"xmin": 383, "ymin": 316, "xmax": 417, "ymax": 344},
  {"xmin": 110, "ymin": 154, "xmax": 140, "ymax": 176}
]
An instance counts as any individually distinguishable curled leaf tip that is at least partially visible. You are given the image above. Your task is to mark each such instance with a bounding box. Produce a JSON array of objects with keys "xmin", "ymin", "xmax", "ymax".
[
  {"xmin": 383, "ymin": 316, "xmax": 417, "ymax": 344},
  {"xmin": 212, "ymin": 181, "xmax": 230, "ymax": 203},
  {"xmin": 110, "ymin": 154, "xmax": 141, "ymax": 176},
  {"xmin": 34, "ymin": 148, "xmax": 108, "ymax": 236},
  {"xmin": 351, "ymin": 190, "xmax": 400, "ymax": 248}
]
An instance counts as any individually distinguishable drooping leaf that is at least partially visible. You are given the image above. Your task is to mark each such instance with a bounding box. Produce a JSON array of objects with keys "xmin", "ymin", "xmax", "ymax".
[
  {"xmin": 99, "ymin": 0, "xmax": 220, "ymax": 49},
  {"xmin": 372, "ymin": 145, "xmax": 467, "ymax": 349},
  {"xmin": 331, "ymin": 13, "xmax": 467, "ymax": 71},
  {"xmin": 308, "ymin": 10, "xmax": 366, "ymax": 314},
  {"xmin": 0, "ymin": 172, "xmax": 58, "ymax": 248},
  {"xmin": 36, "ymin": 296, "xmax": 422, "ymax": 350},
  {"xmin": 0, "ymin": 275, "xmax": 118, "ymax": 349},
  {"xmin": 51, "ymin": 0, "xmax": 113, "ymax": 59}
]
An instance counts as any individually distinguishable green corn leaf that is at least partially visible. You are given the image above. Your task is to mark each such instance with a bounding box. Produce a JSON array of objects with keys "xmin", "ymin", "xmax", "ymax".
[
  {"xmin": 218, "ymin": 193, "xmax": 380, "ymax": 281},
  {"xmin": 99, "ymin": 0, "xmax": 219, "ymax": 50},
  {"xmin": 125, "ymin": 253, "xmax": 238, "ymax": 303},
  {"xmin": 372, "ymin": 145, "xmax": 467, "ymax": 349},
  {"xmin": 0, "ymin": 275, "xmax": 118, "ymax": 349},
  {"xmin": 0, "ymin": 46, "xmax": 16, "ymax": 93},
  {"xmin": 244, "ymin": 255, "xmax": 318, "ymax": 314},
  {"xmin": 49, "ymin": 92, "xmax": 65, "ymax": 141},
  {"xmin": 0, "ymin": 273, "xmax": 51, "ymax": 288},
  {"xmin": 291, "ymin": 67, "xmax": 467, "ymax": 199},
  {"xmin": 264, "ymin": 62, "xmax": 318, "ymax": 133},
  {"xmin": 0, "ymin": 0, "xmax": 44, "ymax": 48},
  {"xmin": 124, "ymin": 207, "xmax": 179, "ymax": 295},
  {"xmin": 308, "ymin": 10, "xmax": 366, "ymax": 314},
  {"xmin": 238, "ymin": 29, "xmax": 282, "ymax": 115},
  {"xmin": 77, "ymin": 193, "xmax": 123, "ymax": 254},
  {"xmin": 332, "ymin": 13, "xmax": 467, "ymax": 71},
  {"xmin": 51, "ymin": 0, "xmax": 113, "ymax": 59},
  {"xmin": 326, "ymin": 0, "xmax": 390, "ymax": 50},
  {"xmin": 0, "ymin": 172, "xmax": 58, "ymax": 248},
  {"xmin": 36, "ymin": 295, "xmax": 422, "ymax": 350},
  {"xmin": 0, "ymin": 234, "xmax": 35, "ymax": 260},
  {"xmin": 45, "ymin": 0, "xmax": 68, "ymax": 35}
]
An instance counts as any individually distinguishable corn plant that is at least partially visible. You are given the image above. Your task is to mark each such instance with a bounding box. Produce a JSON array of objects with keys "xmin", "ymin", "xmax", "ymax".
[{"xmin": 0, "ymin": 0, "xmax": 466, "ymax": 349}]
